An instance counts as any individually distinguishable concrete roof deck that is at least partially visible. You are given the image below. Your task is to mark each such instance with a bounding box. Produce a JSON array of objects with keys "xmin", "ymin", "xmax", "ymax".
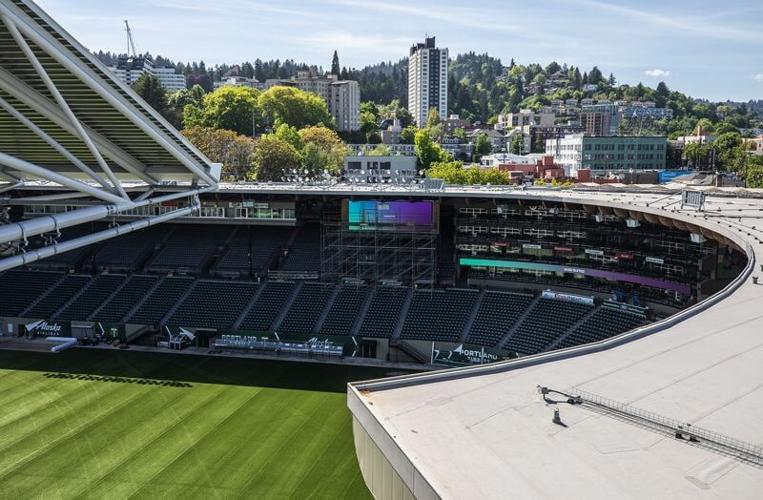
[{"xmin": 348, "ymin": 189, "xmax": 763, "ymax": 499}]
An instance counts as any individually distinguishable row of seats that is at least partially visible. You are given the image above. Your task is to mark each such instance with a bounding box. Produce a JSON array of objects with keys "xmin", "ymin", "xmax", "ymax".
[
  {"xmin": 466, "ymin": 291, "xmax": 535, "ymax": 347},
  {"xmin": 0, "ymin": 269, "xmax": 648, "ymax": 351},
  {"xmin": 557, "ymin": 303, "xmax": 646, "ymax": 349},
  {"xmin": 504, "ymin": 298, "xmax": 594, "ymax": 355},
  {"xmin": 213, "ymin": 226, "xmax": 290, "ymax": 277},
  {"xmin": 401, "ymin": 288, "xmax": 479, "ymax": 342}
]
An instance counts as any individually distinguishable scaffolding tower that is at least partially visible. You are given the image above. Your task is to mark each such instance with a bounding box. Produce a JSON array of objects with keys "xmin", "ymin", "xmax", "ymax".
[{"xmin": 321, "ymin": 209, "xmax": 438, "ymax": 286}]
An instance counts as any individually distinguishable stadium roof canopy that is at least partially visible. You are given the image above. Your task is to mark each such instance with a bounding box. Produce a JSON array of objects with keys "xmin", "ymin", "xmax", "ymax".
[
  {"xmin": 0, "ymin": 0, "xmax": 219, "ymax": 271},
  {"xmin": 348, "ymin": 189, "xmax": 763, "ymax": 499}
]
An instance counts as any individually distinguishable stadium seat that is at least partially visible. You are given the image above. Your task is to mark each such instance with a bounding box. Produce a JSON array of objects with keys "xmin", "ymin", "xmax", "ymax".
[
  {"xmin": 279, "ymin": 283, "xmax": 334, "ymax": 335},
  {"xmin": 557, "ymin": 302, "xmax": 646, "ymax": 349},
  {"xmin": 357, "ymin": 287, "xmax": 409, "ymax": 338},
  {"xmin": 24, "ymin": 274, "xmax": 93, "ymax": 319},
  {"xmin": 166, "ymin": 280, "xmax": 257, "ymax": 330},
  {"xmin": 56, "ymin": 274, "xmax": 127, "ymax": 321},
  {"xmin": 127, "ymin": 276, "xmax": 194, "ymax": 325},
  {"xmin": 0, "ymin": 270, "xmax": 63, "ymax": 317},
  {"xmin": 239, "ymin": 281, "xmax": 296, "ymax": 332},
  {"xmin": 213, "ymin": 226, "xmax": 291, "ymax": 277},
  {"xmin": 148, "ymin": 224, "xmax": 234, "ymax": 273},
  {"xmin": 92, "ymin": 275, "xmax": 159, "ymax": 323},
  {"xmin": 401, "ymin": 288, "xmax": 479, "ymax": 342},
  {"xmin": 466, "ymin": 291, "xmax": 535, "ymax": 347},
  {"xmin": 504, "ymin": 297, "xmax": 594, "ymax": 355},
  {"xmin": 319, "ymin": 286, "xmax": 369, "ymax": 336},
  {"xmin": 281, "ymin": 224, "xmax": 320, "ymax": 272}
]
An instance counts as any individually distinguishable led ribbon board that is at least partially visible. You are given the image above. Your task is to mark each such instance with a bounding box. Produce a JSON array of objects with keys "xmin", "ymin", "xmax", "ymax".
[{"xmin": 459, "ymin": 258, "xmax": 691, "ymax": 295}]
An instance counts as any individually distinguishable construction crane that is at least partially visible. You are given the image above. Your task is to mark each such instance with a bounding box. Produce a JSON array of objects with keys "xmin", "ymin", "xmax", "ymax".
[{"xmin": 124, "ymin": 20, "xmax": 137, "ymax": 57}]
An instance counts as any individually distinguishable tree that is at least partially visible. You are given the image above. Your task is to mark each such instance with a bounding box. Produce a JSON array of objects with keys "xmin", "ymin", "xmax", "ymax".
[
  {"xmin": 712, "ymin": 132, "xmax": 743, "ymax": 171},
  {"xmin": 474, "ymin": 132, "xmax": 493, "ymax": 157},
  {"xmin": 133, "ymin": 74, "xmax": 167, "ymax": 117},
  {"xmin": 453, "ymin": 127, "xmax": 467, "ymax": 142},
  {"xmin": 378, "ymin": 99, "xmax": 413, "ymax": 127},
  {"xmin": 414, "ymin": 129, "xmax": 450, "ymax": 169},
  {"xmin": 251, "ymin": 134, "xmax": 301, "ymax": 181},
  {"xmin": 426, "ymin": 108, "xmax": 441, "ymax": 129},
  {"xmin": 182, "ymin": 126, "xmax": 256, "ymax": 180},
  {"xmin": 607, "ymin": 73, "xmax": 616, "ymax": 86},
  {"xmin": 258, "ymin": 86, "xmax": 334, "ymax": 129},
  {"xmin": 588, "ymin": 66, "xmax": 603, "ymax": 84},
  {"xmin": 509, "ymin": 134, "xmax": 524, "ymax": 155},
  {"xmin": 400, "ymin": 126, "xmax": 417, "ymax": 145},
  {"xmin": 183, "ymin": 85, "xmax": 260, "ymax": 136},
  {"xmin": 745, "ymin": 156, "xmax": 763, "ymax": 188},
  {"xmin": 365, "ymin": 144, "xmax": 392, "ymax": 156},
  {"xmin": 166, "ymin": 84, "xmax": 206, "ymax": 127},
  {"xmin": 427, "ymin": 160, "xmax": 510, "ymax": 185},
  {"xmin": 298, "ymin": 125, "xmax": 347, "ymax": 174},
  {"xmin": 360, "ymin": 111, "xmax": 378, "ymax": 142},
  {"xmin": 273, "ymin": 123, "xmax": 302, "ymax": 150},
  {"xmin": 331, "ymin": 50, "xmax": 340, "ymax": 76}
]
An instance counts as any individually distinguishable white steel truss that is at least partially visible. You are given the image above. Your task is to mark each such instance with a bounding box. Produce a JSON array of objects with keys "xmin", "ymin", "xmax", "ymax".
[{"xmin": 0, "ymin": 0, "xmax": 220, "ymax": 272}]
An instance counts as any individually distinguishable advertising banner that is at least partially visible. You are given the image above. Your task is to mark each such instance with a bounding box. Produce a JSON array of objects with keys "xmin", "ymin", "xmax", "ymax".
[
  {"xmin": 430, "ymin": 343, "xmax": 509, "ymax": 367},
  {"xmin": 21, "ymin": 320, "xmax": 71, "ymax": 337}
]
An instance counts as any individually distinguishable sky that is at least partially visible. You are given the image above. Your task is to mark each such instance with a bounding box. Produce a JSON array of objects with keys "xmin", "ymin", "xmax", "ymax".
[{"xmin": 36, "ymin": 0, "xmax": 763, "ymax": 102}]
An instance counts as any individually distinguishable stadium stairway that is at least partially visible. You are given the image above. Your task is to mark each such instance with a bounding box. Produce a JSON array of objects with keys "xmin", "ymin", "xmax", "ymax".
[
  {"xmin": 545, "ymin": 304, "xmax": 603, "ymax": 351},
  {"xmin": 232, "ymin": 283, "xmax": 267, "ymax": 330},
  {"xmin": 87, "ymin": 275, "xmax": 132, "ymax": 320},
  {"xmin": 90, "ymin": 275, "xmax": 160, "ymax": 323},
  {"xmin": 121, "ymin": 275, "xmax": 167, "ymax": 323},
  {"xmin": 313, "ymin": 286, "xmax": 341, "ymax": 334},
  {"xmin": 51, "ymin": 276, "xmax": 97, "ymax": 319},
  {"xmin": 270, "ymin": 281, "xmax": 303, "ymax": 332},
  {"xmin": 159, "ymin": 280, "xmax": 199, "ymax": 327},
  {"xmin": 496, "ymin": 294, "xmax": 543, "ymax": 350},
  {"xmin": 458, "ymin": 289, "xmax": 485, "ymax": 343},
  {"xmin": 390, "ymin": 288, "xmax": 415, "ymax": 343},
  {"xmin": 349, "ymin": 286, "xmax": 376, "ymax": 337}
]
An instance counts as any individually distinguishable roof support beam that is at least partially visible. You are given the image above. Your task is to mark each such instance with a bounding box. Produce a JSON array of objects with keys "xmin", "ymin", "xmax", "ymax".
[
  {"xmin": 1, "ymin": 14, "xmax": 129, "ymax": 200},
  {"xmin": 0, "ymin": 205, "xmax": 197, "ymax": 272},
  {"xmin": 0, "ymin": 151, "xmax": 125, "ymax": 204},
  {"xmin": 0, "ymin": 68, "xmax": 157, "ymax": 185},
  {"xmin": 0, "ymin": 185, "xmax": 215, "ymax": 245},
  {"xmin": 0, "ymin": 3, "xmax": 217, "ymax": 187},
  {"xmin": 0, "ymin": 94, "xmax": 114, "ymax": 191}
]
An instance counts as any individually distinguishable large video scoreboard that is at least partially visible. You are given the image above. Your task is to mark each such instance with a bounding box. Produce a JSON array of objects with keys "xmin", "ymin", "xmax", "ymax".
[{"xmin": 344, "ymin": 200, "xmax": 438, "ymax": 232}]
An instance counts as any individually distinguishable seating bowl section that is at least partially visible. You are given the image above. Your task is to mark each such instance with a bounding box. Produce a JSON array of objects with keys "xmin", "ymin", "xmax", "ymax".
[
  {"xmin": 214, "ymin": 226, "xmax": 291, "ymax": 277},
  {"xmin": 0, "ymin": 270, "xmax": 62, "ymax": 317},
  {"xmin": 401, "ymin": 288, "xmax": 479, "ymax": 342},
  {"xmin": 557, "ymin": 302, "xmax": 646, "ymax": 349},
  {"xmin": 281, "ymin": 224, "xmax": 320, "ymax": 272},
  {"xmin": 56, "ymin": 274, "xmax": 127, "ymax": 321},
  {"xmin": 466, "ymin": 291, "xmax": 535, "ymax": 347},
  {"xmin": 92, "ymin": 275, "xmax": 159, "ymax": 323},
  {"xmin": 319, "ymin": 286, "xmax": 368, "ymax": 336},
  {"xmin": 166, "ymin": 281, "xmax": 257, "ymax": 330},
  {"xmin": 504, "ymin": 298, "xmax": 594, "ymax": 355},
  {"xmin": 127, "ymin": 277, "xmax": 194, "ymax": 326},
  {"xmin": 24, "ymin": 275, "xmax": 93, "ymax": 319},
  {"xmin": 357, "ymin": 287, "xmax": 409, "ymax": 338},
  {"xmin": 239, "ymin": 281, "xmax": 296, "ymax": 332},
  {"xmin": 279, "ymin": 283, "xmax": 334, "ymax": 335}
]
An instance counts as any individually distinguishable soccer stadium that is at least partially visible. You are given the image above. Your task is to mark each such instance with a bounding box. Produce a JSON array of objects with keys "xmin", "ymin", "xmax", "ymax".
[{"xmin": 0, "ymin": 1, "xmax": 761, "ymax": 498}]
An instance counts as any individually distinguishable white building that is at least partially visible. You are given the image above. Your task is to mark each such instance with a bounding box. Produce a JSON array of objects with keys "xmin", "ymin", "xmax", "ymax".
[
  {"xmin": 408, "ymin": 37, "xmax": 448, "ymax": 127},
  {"xmin": 495, "ymin": 109, "xmax": 555, "ymax": 131},
  {"xmin": 214, "ymin": 76, "xmax": 261, "ymax": 89},
  {"xmin": 152, "ymin": 66, "xmax": 186, "ymax": 91},
  {"xmin": 110, "ymin": 55, "xmax": 185, "ymax": 91}
]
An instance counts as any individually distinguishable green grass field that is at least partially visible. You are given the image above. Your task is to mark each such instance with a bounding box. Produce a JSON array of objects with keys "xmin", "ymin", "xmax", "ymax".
[{"xmin": 0, "ymin": 348, "xmax": 394, "ymax": 499}]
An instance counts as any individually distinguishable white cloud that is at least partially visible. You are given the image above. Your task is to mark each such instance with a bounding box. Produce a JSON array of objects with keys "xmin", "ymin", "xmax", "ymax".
[
  {"xmin": 645, "ymin": 68, "xmax": 671, "ymax": 78},
  {"xmin": 755, "ymin": 74, "xmax": 763, "ymax": 82}
]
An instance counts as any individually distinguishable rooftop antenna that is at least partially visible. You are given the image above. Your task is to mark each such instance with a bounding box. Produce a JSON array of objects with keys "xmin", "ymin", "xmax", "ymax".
[{"xmin": 124, "ymin": 20, "xmax": 137, "ymax": 57}]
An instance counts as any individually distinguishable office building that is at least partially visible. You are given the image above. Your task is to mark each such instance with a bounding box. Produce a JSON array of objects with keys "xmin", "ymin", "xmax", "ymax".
[
  {"xmin": 408, "ymin": 37, "xmax": 448, "ymax": 127},
  {"xmin": 110, "ymin": 55, "xmax": 185, "ymax": 91},
  {"xmin": 545, "ymin": 134, "xmax": 667, "ymax": 176}
]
